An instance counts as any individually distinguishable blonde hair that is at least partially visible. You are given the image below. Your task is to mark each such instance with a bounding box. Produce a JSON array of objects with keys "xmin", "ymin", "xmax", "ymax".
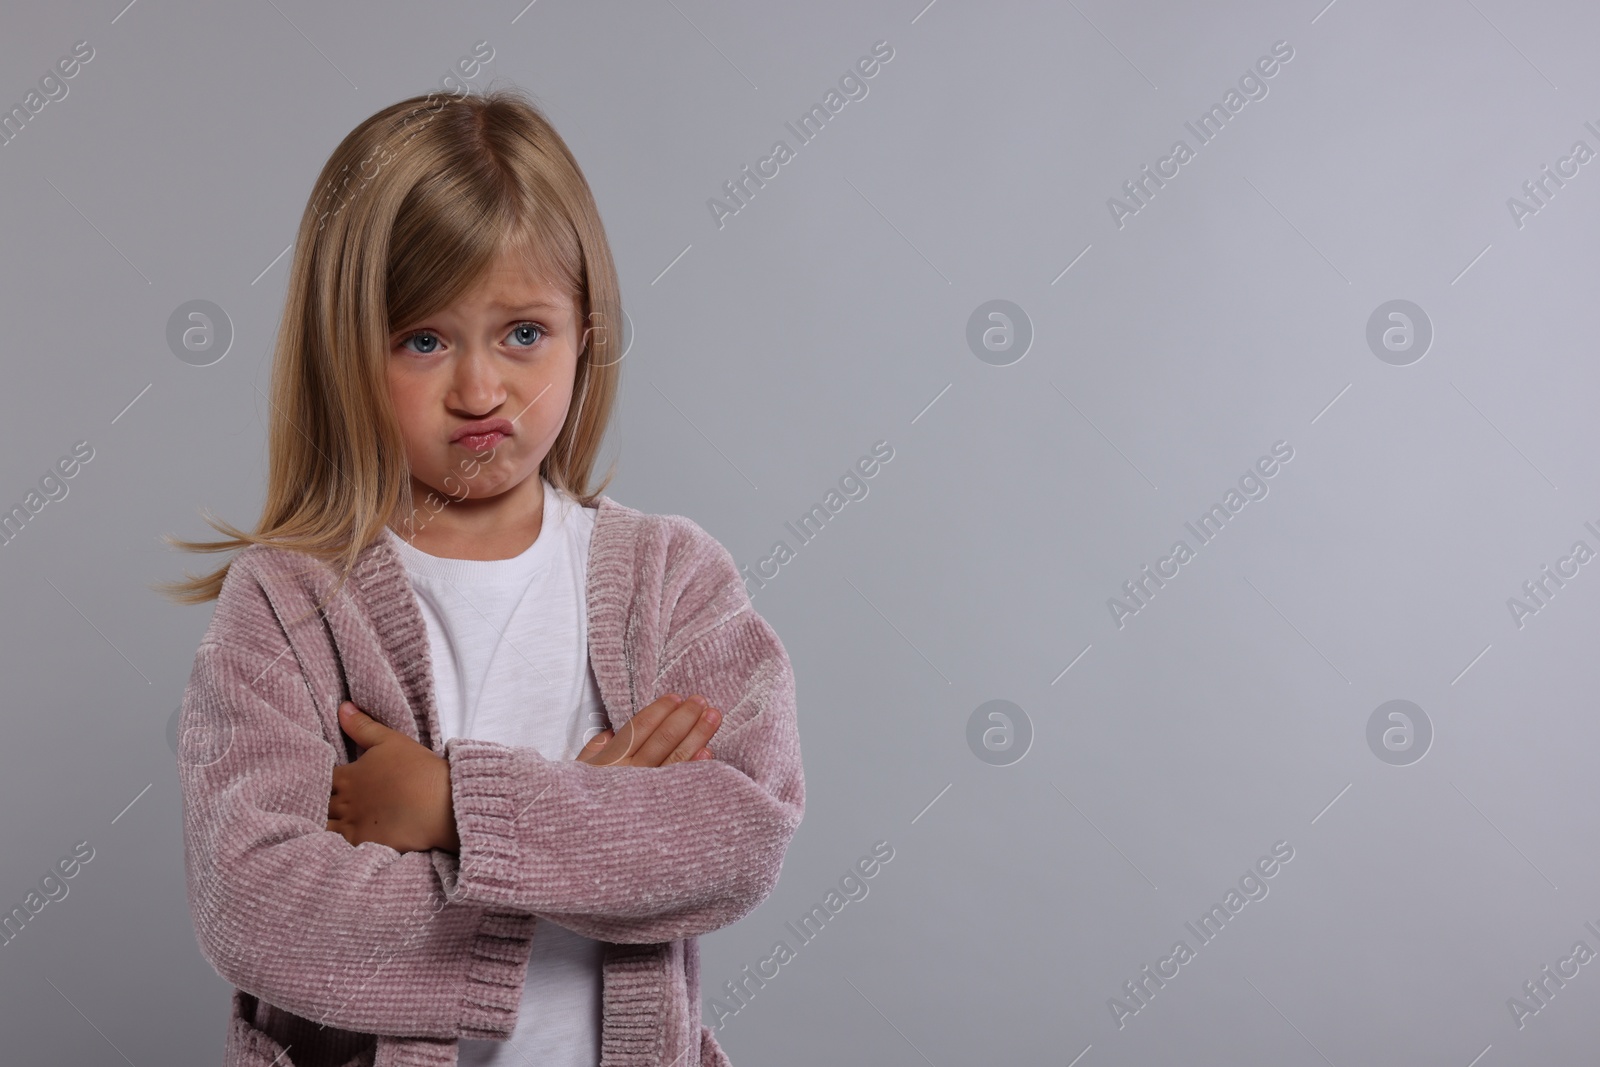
[{"xmin": 157, "ymin": 85, "xmax": 622, "ymax": 607}]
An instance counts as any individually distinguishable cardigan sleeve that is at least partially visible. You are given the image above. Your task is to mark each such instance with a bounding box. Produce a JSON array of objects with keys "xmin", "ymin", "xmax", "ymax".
[
  {"xmin": 178, "ymin": 618, "xmax": 524, "ymax": 1040},
  {"xmin": 435, "ymin": 536, "xmax": 806, "ymax": 944}
]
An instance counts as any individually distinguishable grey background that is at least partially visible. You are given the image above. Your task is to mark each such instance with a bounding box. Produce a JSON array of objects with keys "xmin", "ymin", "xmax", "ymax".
[{"xmin": 1, "ymin": 0, "xmax": 1595, "ymax": 1063}]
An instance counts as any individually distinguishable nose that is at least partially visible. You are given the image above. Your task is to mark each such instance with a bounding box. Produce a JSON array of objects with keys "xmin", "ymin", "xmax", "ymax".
[{"xmin": 447, "ymin": 340, "xmax": 506, "ymax": 415}]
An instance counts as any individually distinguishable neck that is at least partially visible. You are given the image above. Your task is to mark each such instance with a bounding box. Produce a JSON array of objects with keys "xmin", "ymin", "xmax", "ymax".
[{"xmin": 394, "ymin": 473, "xmax": 547, "ymax": 561}]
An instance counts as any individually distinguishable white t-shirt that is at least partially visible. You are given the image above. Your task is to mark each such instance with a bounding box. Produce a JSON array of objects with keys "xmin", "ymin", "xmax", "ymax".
[{"xmin": 387, "ymin": 477, "xmax": 605, "ymax": 1067}]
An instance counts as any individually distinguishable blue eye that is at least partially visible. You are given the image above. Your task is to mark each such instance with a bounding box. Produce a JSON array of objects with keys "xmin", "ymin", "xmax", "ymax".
[
  {"xmin": 395, "ymin": 323, "xmax": 545, "ymax": 355},
  {"xmin": 400, "ymin": 331, "xmax": 440, "ymax": 355},
  {"xmin": 508, "ymin": 322, "xmax": 545, "ymax": 348}
]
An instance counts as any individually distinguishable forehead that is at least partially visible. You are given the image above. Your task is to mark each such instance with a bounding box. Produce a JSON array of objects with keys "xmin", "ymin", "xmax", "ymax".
[{"xmin": 465, "ymin": 246, "xmax": 575, "ymax": 314}]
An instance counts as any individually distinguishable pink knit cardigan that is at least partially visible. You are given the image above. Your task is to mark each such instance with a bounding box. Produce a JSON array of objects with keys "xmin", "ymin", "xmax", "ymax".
[{"xmin": 177, "ymin": 495, "xmax": 805, "ymax": 1067}]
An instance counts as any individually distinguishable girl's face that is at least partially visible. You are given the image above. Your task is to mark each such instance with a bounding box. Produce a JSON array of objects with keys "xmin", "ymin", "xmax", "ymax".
[{"xmin": 386, "ymin": 241, "xmax": 582, "ymax": 522}]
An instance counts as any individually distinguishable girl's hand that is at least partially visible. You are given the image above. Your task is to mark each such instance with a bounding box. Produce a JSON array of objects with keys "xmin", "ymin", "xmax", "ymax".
[
  {"xmin": 577, "ymin": 693, "xmax": 720, "ymax": 768},
  {"xmin": 327, "ymin": 702, "xmax": 460, "ymax": 854}
]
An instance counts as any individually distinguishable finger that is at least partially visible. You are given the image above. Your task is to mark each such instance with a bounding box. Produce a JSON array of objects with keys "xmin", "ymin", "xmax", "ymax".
[
  {"xmin": 585, "ymin": 695, "xmax": 698, "ymax": 767},
  {"xmin": 338, "ymin": 702, "xmax": 388, "ymax": 747},
  {"xmin": 693, "ymin": 747, "xmax": 714, "ymax": 761},
  {"xmin": 576, "ymin": 730, "xmax": 612, "ymax": 763},
  {"xmin": 584, "ymin": 722, "xmax": 639, "ymax": 767},
  {"xmin": 637, "ymin": 698, "xmax": 714, "ymax": 766},
  {"xmin": 627, "ymin": 698, "xmax": 702, "ymax": 765},
  {"xmin": 620, "ymin": 693, "xmax": 684, "ymax": 741},
  {"xmin": 588, "ymin": 694, "xmax": 687, "ymax": 766},
  {"xmin": 663, "ymin": 706, "xmax": 721, "ymax": 765}
]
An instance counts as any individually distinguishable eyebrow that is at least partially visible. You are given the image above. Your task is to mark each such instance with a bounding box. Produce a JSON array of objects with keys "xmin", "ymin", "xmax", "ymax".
[
  {"xmin": 491, "ymin": 299, "xmax": 568, "ymax": 312},
  {"xmin": 390, "ymin": 297, "xmax": 572, "ymax": 335}
]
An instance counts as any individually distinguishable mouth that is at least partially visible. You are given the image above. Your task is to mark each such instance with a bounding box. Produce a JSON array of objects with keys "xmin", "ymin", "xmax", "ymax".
[
  {"xmin": 450, "ymin": 418, "xmax": 514, "ymax": 451},
  {"xmin": 455, "ymin": 431, "xmax": 505, "ymax": 451}
]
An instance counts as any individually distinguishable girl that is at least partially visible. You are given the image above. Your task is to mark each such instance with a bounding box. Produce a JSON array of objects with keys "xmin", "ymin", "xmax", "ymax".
[{"xmin": 163, "ymin": 86, "xmax": 804, "ymax": 1067}]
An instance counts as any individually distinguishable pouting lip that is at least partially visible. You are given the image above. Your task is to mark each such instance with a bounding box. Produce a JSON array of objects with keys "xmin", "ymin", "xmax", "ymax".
[{"xmin": 450, "ymin": 418, "xmax": 514, "ymax": 443}]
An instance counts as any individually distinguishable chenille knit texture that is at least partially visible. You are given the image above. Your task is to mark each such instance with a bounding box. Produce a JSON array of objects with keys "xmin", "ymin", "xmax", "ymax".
[{"xmin": 177, "ymin": 495, "xmax": 805, "ymax": 1067}]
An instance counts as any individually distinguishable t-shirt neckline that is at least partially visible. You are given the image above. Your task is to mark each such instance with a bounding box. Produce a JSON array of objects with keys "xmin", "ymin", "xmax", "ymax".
[{"xmin": 386, "ymin": 478, "xmax": 571, "ymax": 586}]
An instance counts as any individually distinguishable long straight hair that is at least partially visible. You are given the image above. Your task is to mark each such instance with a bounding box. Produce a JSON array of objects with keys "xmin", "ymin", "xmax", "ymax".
[{"xmin": 157, "ymin": 86, "xmax": 622, "ymax": 607}]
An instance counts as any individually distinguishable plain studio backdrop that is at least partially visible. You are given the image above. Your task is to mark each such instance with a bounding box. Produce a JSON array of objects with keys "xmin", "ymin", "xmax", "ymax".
[{"xmin": 3, "ymin": 1, "xmax": 1598, "ymax": 1063}]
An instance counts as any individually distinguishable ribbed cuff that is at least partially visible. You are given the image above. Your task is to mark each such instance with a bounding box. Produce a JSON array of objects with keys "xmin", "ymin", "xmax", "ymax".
[{"xmin": 443, "ymin": 738, "xmax": 543, "ymax": 909}]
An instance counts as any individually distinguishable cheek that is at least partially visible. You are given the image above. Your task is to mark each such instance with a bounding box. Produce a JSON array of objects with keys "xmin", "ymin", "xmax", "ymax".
[
  {"xmin": 526, "ymin": 356, "xmax": 579, "ymax": 438},
  {"xmin": 386, "ymin": 379, "xmax": 436, "ymax": 461}
]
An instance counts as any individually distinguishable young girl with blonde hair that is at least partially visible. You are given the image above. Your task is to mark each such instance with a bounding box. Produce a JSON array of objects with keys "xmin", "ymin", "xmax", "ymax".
[{"xmin": 165, "ymin": 85, "xmax": 804, "ymax": 1067}]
